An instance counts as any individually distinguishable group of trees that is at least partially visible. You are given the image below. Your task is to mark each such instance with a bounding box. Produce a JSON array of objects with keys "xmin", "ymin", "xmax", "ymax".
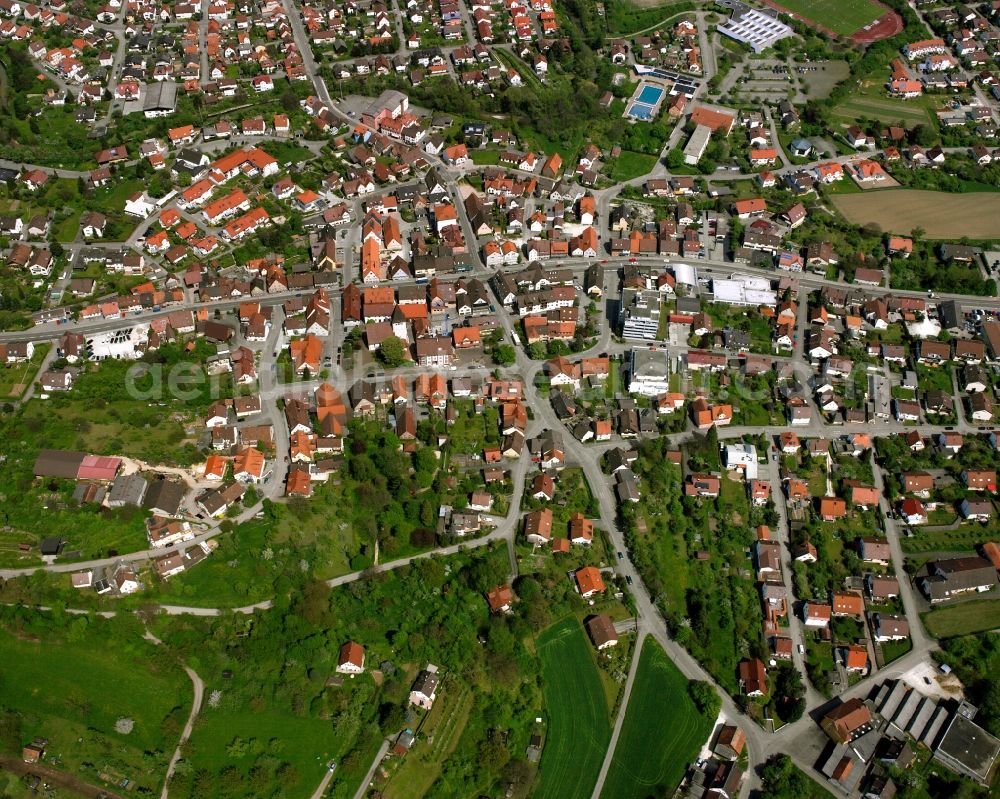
[
  {"xmin": 155, "ymin": 541, "xmax": 552, "ymax": 798},
  {"xmin": 620, "ymin": 434, "xmax": 770, "ymax": 695},
  {"xmin": 758, "ymin": 755, "xmax": 817, "ymax": 799},
  {"xmin": 939, "ymin": 635, "xmax": 1000, "ymax": 737}
]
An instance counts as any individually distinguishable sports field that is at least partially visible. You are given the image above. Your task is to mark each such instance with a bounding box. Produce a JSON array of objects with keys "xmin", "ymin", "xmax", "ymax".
[
  {"xmin": 535, "ymin": 617, "xmax": 612, "ymax": 799},
  {"xmin": 832, "ymin": 190, "xmax": 1000, "ymax": 239},
  {"xmin": 600, "ymin": 639, "xmax": 715, "ymax": 799},
  {"xmin": 923, "ymin": 598, "xmax": 1000, "ymax": 638},
  {"xmin": 832, "ymin": 96, "xmax": 931, "ymax": 129},
  {"xmin": 768, "ymin": 0, "xmax": 883, "ymax": 35}
]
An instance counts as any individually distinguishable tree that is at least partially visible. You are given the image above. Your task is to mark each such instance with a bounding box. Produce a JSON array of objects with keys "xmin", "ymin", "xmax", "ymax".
[
  {"xmin": 492, "ymin": 344, "xmax": 516, "ymax": 365},
  {"xmin": 378, "ymin": 701, "xmax": 405, "ymax": 733},
  {"xmin": 377, "ymin": 336, "xmax": 408, "ymax": 367},
  {"xmin": 759, "ymin": 754, "xmax": 814, "ymax": 799},
  {"xmin": 666, "ymin": 148, "xmax": 685, "ymax": 169},
  {"xmin": 688, "ymin": 680, "xmax": 721, "ymax": 719},
  {"xmin": 410, "ymin": 527, "xmax": 435, "ymax": 548},
  {"xmin": 980, "ymin": 680, "xmax": 1000, "ymax": 736}
]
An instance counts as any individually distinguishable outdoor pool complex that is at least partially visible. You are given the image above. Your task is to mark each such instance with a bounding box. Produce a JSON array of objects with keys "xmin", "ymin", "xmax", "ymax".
[
  {"xmin": 625, "ymin": 82, "xmax": 666, "ymax": 121},
  {"xmin": 637, "ymin": 84, "xmax": 664, "ymax": 104}
]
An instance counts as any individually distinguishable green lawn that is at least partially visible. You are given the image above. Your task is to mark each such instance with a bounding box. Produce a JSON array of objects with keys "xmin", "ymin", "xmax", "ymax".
[
  {"xmin": 923, "ymin": 597, "xmax": 1000, "ymax": 638},
  {"xmin": 535, "ymin": 617, "xmax": 612, "ymax": 799},
  {"xmin": 608, "ymin": 151, "xmax": 658, "ymax": 183},
  {"xmin": 604, "ymin": 0, "xmax": 695, "ymax": 35},
  {"xmin": 0, "ymin": 343, "xmax": 49, "ymax": 399},
  {"xmin": 902, "ymin": 528, "xmax": 988, "ymax": 554},
  {"xmin": 774, "ymin": 0, "xmax": 883, "ymax": 36},
  {"xmin": 880, "ymin": 638, "xmax": 912, "ymax": 665},
  {"xmin": 156, "ymin": 506, "xmax": 361, "ymax": 608},
  {"xmin": 601, "ymin": 638, "xmax": 714, "ymax": 799},
  {"xmin": 184, "ymin": 707, "xmax": 343, "ymax": 793},
  {"xmin": 0, "ymin": 623, "xmax": 190, "ymax": 794},
  {"xmin": 264, "ymin": 140, "xmax": 316, "ymax": 166},
  {"xmin": 469, "ymin": 149, "xmax": 502, "ymax": 166},
  {"xmin": 55, "ymin": 209, "xmax": 82, "ymax": 243}
]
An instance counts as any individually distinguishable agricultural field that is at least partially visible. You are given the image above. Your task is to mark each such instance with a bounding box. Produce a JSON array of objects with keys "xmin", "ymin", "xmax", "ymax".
[
  {"xmin": 922, "ymin": 598, "xmax": 1000, "ymax": 638},
  {"xmin": 832, "ymin": 190, "xmax": 1000, "ymax": 240},
  {"xmin": 535, "ymin": 617, "xmax": 612, "ymax": 799},
  {"xmin": 831, "ymin": 96, "xmax": 931, "ymax": 130},
  {"xmin": 767, "ymin": 0, "xmax": 883, "ymax": 35},
  {"xmin": 601, "ymin": 638, "xmax": 714, "ymax": 799},
  {"xmin": 830, "ymin": 80, "xmax": 933, "ymax": 130},
  {"xmin": 0, "ymin": 617, "xmax": 191, "ymax": 796}
]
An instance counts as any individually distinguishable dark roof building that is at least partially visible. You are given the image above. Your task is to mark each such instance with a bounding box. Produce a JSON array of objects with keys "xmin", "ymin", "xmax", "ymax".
[
  {"xmin": 585, "ymin": 614, "xmax": 619, "ymax": 649},
  {"xmin": 920, "ymin": 557, "xmax": 997, "ymax": 603},
  {"xmin": 933, "ymin": 702, "xmax": 1000, "ymax": 785},
  {"xmin": 822, "ymin": 698, "xmax": 874, "ymax": 743},
  {"xmin": 33, "ymin": 449, "xmax": 86, "ymax": 479},
  {"xmin": 143, "ymin": 477, "xmax": 185, "ymax": 516}
]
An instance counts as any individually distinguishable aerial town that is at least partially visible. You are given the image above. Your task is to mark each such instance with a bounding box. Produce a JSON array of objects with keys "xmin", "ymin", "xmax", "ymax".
[{"xmin": 0, "ymin": 0, "xmax": 999, "ymax": 794}]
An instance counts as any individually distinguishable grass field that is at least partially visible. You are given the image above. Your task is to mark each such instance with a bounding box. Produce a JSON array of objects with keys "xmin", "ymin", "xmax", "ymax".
[
  {"xmin": 601, "ymin": 638, "xmax": 714, "ymax": 799},
  {"xmin": 832, "ymin": 97, "xmax": 930, "ymax": 129},
  {"xmin": 830, "ymin": 79, "xmax": 933, "ymax": 130},
  {"xmin": 535, "ymin": 617, "xmax": 612, "ymax": 799},
  {"xmin": 902, "ymin": 528, "xmax": 988, "ymax": 554},
  {"xmin": 185, "ymin": 707, "xmax": 343, "ymax": 792},
  {"xmin": 0, "ymin": 626, "xmax": 190, "ymax": 793},
  {"xmin": 608, "ymin": 151, "xmax": 658, "ymax": 182},
  {"xmin": 832, "ymin": 190, "xmax": 1000, "ymax": 240},
  {"xmin": 469, "ymin": 149, "xmax": 502, "ymax": 166},
  {"xmin": 770, "ymin": 0, "xmax": 883, "ymax": 35},
  {"xmin": 0, "ymin": 343, "xmax": 49, "ymax": 399},
  {"xmin": 880, "ymin": 638, "xmax": 912, "ymax": 665},
  {"xmin": 923, "ymin": 598, "xmax": 1000, "ymax": 638}
]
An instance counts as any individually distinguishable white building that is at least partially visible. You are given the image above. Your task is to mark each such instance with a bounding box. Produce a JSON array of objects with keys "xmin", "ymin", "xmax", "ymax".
[
  {"xmin": 683, "ymin": 124, "xmax": 712, "ymax": 165},
  {"xmin": 712, "ymin": 276, "xmax": 776, "ymax": 307},
  {"xmin": 718, "ymin": 8, "xmax": 794, "ymax": 53},
  {"xmin": 620, "ymin": 288, "xmax": 661, "ymax": 340},
  {"xmin": 723, "ymin": 442, "xmax": 758, "ymax": 480},
  {"xmin": 628, "ymin": 348, "xmax": 670, "ymax": 397}
]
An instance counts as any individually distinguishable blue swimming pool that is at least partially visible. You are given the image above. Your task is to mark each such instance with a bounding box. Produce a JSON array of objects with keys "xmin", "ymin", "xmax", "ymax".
[
  {"xmin": 637, "ymin": 84, "xmax": 663, "ymax": 105},
  {"xmin": 626, "ymin": 103, "xmax": 654, "ymax": 121}
]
